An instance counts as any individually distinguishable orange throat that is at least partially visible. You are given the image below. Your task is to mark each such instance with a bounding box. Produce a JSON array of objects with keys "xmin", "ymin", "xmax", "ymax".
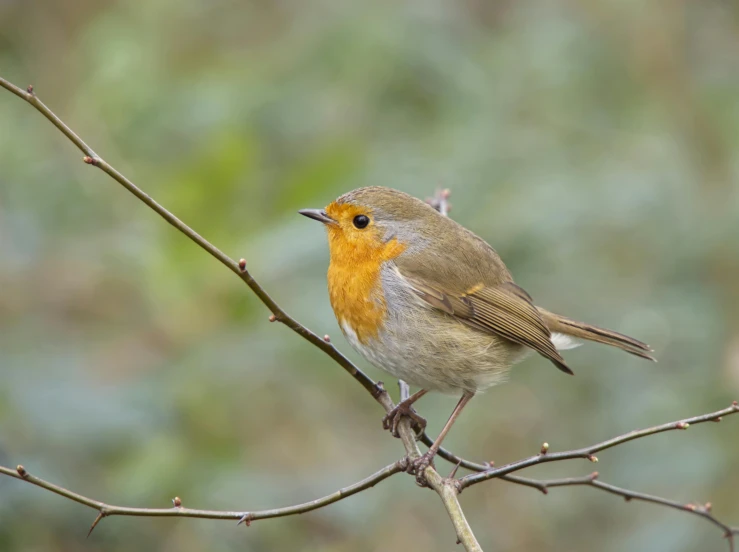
[{"xmin": 326, "ymin": 230, "xmax": 406, "ymax": 345}]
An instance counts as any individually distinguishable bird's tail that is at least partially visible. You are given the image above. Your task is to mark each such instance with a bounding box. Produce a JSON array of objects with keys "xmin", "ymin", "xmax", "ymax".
[{"xmin": 538, "ymin": 308, "xmax": 656, "ymax": 362}]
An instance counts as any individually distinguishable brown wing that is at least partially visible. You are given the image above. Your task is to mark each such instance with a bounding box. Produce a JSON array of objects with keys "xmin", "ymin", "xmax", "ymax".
[{"xmin": 401, "ymin": 273, "xmax": 573, "ymax": 375}]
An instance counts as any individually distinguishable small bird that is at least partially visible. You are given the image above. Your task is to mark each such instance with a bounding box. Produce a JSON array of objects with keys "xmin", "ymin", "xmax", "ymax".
[{"xmin": 300, "ymin": 187, "xmax": 654, "ymax": 478}]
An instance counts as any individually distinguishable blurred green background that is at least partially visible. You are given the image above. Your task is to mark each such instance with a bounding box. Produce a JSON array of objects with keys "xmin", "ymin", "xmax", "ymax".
[{"xmin": 1, "ymin": 1, "xmax": 738, "ymax": 551}]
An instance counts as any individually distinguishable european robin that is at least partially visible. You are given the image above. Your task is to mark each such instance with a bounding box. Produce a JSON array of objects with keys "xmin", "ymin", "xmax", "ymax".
[{"xmin": 300, "ymin": 187, "xmax": 654, "ymax": 478}]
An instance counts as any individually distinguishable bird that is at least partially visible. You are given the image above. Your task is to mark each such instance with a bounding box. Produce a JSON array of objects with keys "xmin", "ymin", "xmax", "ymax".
[{"xmin": 299, "ymin": 186, "xmax": 654, "ymax": 480}]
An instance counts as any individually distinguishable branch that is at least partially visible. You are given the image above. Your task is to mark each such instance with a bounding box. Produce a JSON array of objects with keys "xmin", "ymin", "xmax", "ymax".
[
  {"xmin": 586, "ymin": 479, "xmax": 737, "ymax": 550},
  {"xmin": 396, "ymin": 381, "xmax": 481, "ymax": 551},
  {"xmin": 426, "ymin": 188, "xmax": 451, "ymax": 216},
  {"xmin": 0, "ymin": 462, "xmax": 403, "ymax": 535},
  {"xmin": 510, "ymin": 474, "xmax": 738, "ymax": 552},
  {"xmin": 457, "ymin": 401, "xmax": 739, "ymax": 488},
  {"xmin": 0, "ymin": 78, "xmax": 482, "ymax": 551},
  {"xmin": 425, "ymin": 402, "xmax": 739, "ymax": 551},
  {"xmin": 424, "ymin": 401, "xmax": 738, "ymax": 479},
  {"xmin": 0, "ymin": 77, "xmax": 380, "ymax": 401}
]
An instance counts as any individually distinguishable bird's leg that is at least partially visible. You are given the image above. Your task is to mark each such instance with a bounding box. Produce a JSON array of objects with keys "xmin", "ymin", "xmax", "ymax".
[
  {"xmin": 410, "ymin": 391, "xmax": 474, "ymax": 486},
  {"xmin": 382, "ymin": 388, "xmax": 429, "ymax": 437}
]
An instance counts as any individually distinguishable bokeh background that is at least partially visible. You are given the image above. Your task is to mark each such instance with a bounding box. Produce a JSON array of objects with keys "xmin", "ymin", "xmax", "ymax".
[{"xmin": 1, "ymin": 1, "xmax": 739, "ymax": 551}]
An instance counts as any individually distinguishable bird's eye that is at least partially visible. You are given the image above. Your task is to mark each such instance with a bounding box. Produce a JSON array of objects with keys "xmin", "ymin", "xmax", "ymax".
[{"xmin": 353, "ymin": 215, "xmax": 370, "ymax": 229}]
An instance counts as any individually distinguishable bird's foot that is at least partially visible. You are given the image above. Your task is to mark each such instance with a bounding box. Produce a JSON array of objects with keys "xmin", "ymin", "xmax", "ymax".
[
  {"xmin": 406, "ymin": 452, "xmax": 435, "ymax": 487},
  {"xmin": 382, "ymin": 401, "xmax": 427, "ymax": 438}
]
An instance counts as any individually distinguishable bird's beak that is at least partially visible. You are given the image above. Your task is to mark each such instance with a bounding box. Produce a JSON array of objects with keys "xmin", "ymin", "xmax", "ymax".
[{"xmin": 298, "ymin": 208, "xmax": 337, "ymax": 225}]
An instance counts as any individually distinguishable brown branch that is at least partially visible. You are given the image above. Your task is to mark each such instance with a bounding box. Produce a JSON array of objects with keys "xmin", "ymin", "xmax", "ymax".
[
  {"xmin": 421, "ymin": 432, "xmax": 552, "ymax": 489},
  {"xmin": 424, "ymin": 403, "xmax": 739, "ymax": 551},
  {"xmin": 0, "ymin": 461, "xmax": 403, "ymax": 534},
  {"xmin": 396, "ymin": 381, "xmax": 481, "ymax": 551},
  {"xmin": 525, "ymin": 474, "xmax": 737, "ymax": 552},
  {"xmin": 435, "ymin": 465, "xmax": 739, "ymax": 551},
  {"xmin": 585, "ymin": 479, "xmax": 737, "ymax": 551},
  {"xmin": 0, "ymin": 76, "xmax": 380, "ymax": 401},
  {"xmin": 456, "ymin": 401, "xmax": 739, "ymax": 488},
  {"xmin": 424, "ymin": 401, "xmax": 739, "ymax": 479},
  {"xmin": 426, "ymin": 188, "xmax": 451, "ymax": 216}
]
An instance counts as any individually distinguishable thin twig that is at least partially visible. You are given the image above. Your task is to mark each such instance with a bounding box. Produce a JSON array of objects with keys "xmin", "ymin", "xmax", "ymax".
[
  {"xmin": 457, "ymin": 401, "xmax": 739, "ymax": 489},
  {"xmin": 0, "ymin": 462, "xmax": 403, "ymax": 534},
  {"xmin": 421, "ymin": 432, "xmax": 549, "ymax": 489},
  {"xmin": 425, "ymin": 404, "xmax": 739, "ymax": 551},
  {"xmin": 432, "ymin": 463, "xmax": 737, "ymax": 550},
  {"xmin": 423, "ymin": 401, "xmax": 739, "ymax": 485},
  {"xmin": 586, "ymin": 479, "xmax": 737, "ymax": 552},
  {"xmin": 379, "ymin": 380, "xmax": 482, "ymax": 551},
  {"xmin": 529, "ymin": 474, "xmax": 736, "ymax": 552},
  {"xmin": 0, "ymin": 76, "xmax": 380, "ymax": 401},
  {"xmin": 427, "ymin": 188, "xmax": 451, "ymax": 217}
]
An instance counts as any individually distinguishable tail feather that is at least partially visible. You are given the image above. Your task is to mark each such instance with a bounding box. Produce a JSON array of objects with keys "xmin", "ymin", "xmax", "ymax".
[{"xmin": 538, "ymin": 308, "xmax": 656, "ymax": 362}]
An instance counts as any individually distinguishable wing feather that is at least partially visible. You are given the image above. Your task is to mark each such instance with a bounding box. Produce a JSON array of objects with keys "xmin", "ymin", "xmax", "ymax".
[{"xmin": 401, "ymin": 273, "xmax": 573, "ymax": 375}]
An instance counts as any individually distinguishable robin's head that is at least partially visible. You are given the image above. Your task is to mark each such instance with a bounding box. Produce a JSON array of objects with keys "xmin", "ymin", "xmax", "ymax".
[{"xmin": 299, "ymin": 187, "xmax": 439, "ymax": 264}]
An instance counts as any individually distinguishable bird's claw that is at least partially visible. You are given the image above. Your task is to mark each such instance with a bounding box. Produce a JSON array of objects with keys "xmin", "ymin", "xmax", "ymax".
[
  {"xmin": 406, "ymin": 452, "xmax": 434, "ymax": 487},
  {"xmin": 382, "ymin": 402, "xmax": 427, "ymax": 438}
]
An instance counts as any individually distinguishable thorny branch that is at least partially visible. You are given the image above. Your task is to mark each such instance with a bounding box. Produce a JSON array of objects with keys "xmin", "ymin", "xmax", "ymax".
[
  {"xmin": 455, "ymin": 402, "xmax": 739, "ymax": 489},
  {"xmin": 0, "ymin": 461, "xmax": 404, "ymax": 536},
  {"xmin": 0, "ymin": 76, "xmax": 737, "ymax": 551},
  {"xmin": 0, "ymin": 78, "xmax": 380, "ymax": 401}
]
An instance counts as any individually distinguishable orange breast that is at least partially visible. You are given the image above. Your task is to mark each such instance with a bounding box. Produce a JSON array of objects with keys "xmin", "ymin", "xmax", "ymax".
[{"xmin": 327, "ymin": 233, "xmax": 406, "ymax": 344}]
